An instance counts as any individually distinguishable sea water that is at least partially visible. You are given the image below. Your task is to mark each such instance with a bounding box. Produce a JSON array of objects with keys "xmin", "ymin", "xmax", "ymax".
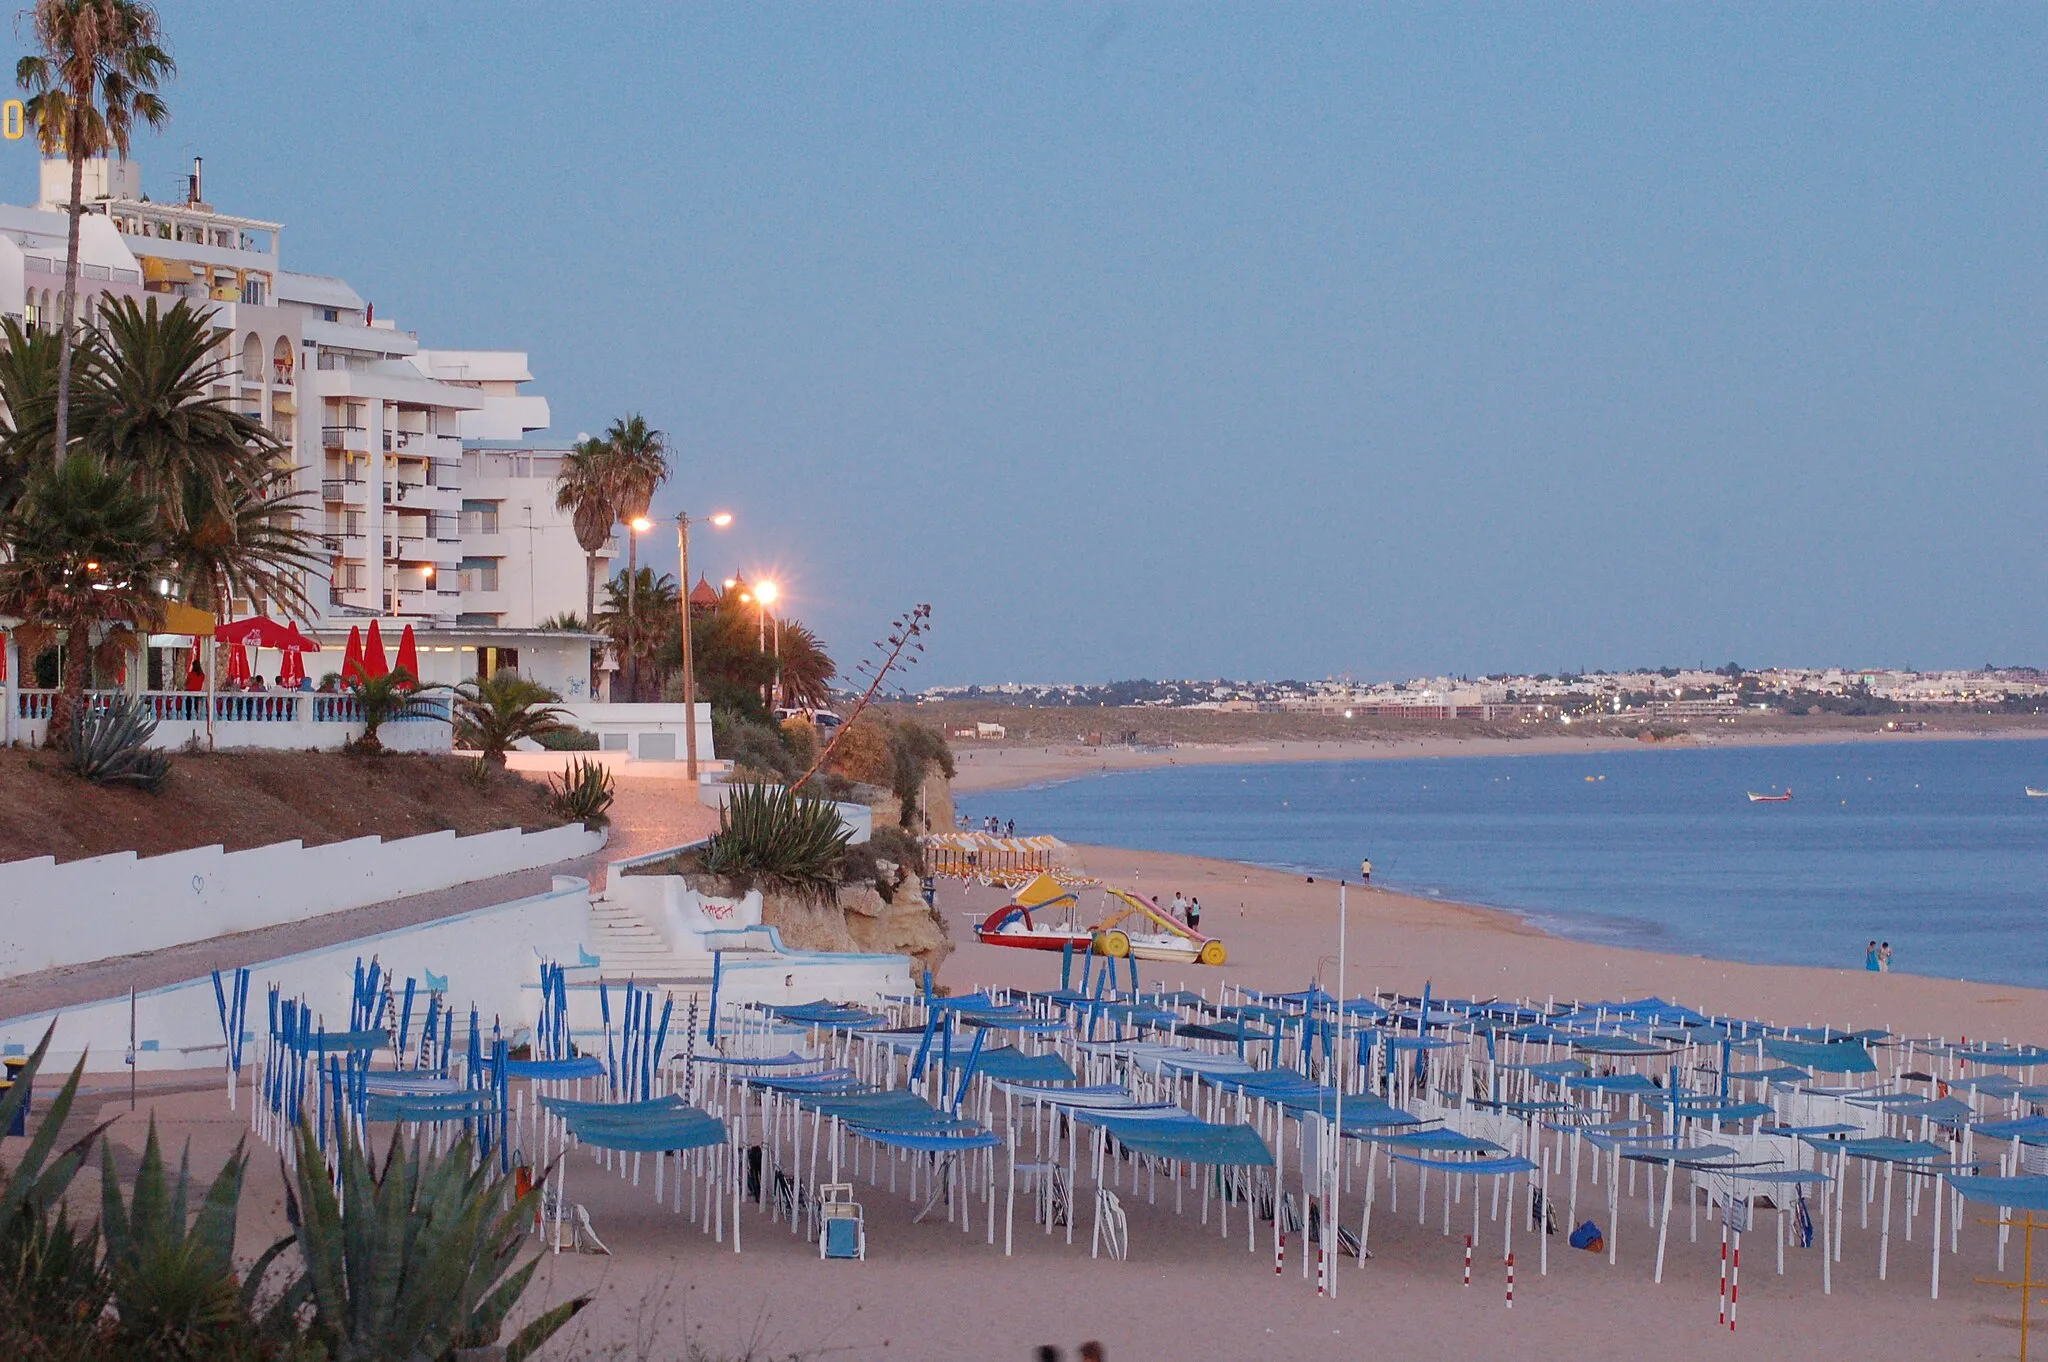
[{"xmin": 964, "ymin": 738, "xmax": 2048, "ymax": 988}]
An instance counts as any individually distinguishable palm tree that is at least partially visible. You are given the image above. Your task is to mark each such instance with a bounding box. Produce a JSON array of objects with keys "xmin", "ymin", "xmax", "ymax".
[
  {"xmin": 16, "ymin": 0, "xmax": 173, "ymax": 461},
  {"xmin": 551, "ymin": 435, "xmax": 619, "ymax": 626},
  {"xmin": 80, "ymin": 296, "xmax": 278, "ymax": 535},
  {"xmin": 165, "ymin": 461, "xmax": 323, "ymax": 620},
  {"xmin": 0, "ymin": 316, "xmax": 81, "ymax": 514},
  {"xmin": 604, "ymin": 415, "xmax": 669, "ymax": 701},
  {"xmin": 774, "ymin": 621, "xmax": 836, "ymax": 711},
  {"xmin": 0, "ymin": 452, "xmax": 167, "ymax": 743},
  {"xmin": 453, "ymin": 672, "xmax": 568, "ymax": 766},
  {"xmin": 350, "ymin": 670, "xmax": 443, "ymax": 754},
  {"xmin": 597, "ymin": 567, "xmax": 678, "ymax": 702}
]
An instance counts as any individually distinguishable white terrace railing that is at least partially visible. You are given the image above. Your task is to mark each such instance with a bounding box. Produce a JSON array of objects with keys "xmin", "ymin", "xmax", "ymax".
[{"xmin": 14, "ymin": 690, "xmax": 453, "ymax": 725}]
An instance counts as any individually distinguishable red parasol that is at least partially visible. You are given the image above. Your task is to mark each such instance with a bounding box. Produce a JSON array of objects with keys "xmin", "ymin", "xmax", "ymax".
[
  {"xmin": 225, "ymin": 641, "xmax": 251, "ymax": 684},
  {"xmin": 362, "ymin": 621, "xmax": 390, "ymax": 680},
  {"xmin": 342, "ymin": 626, "xmax": 366, "ymax": 685},
  {"xmin": 280, "ymin": 622, "xmax": 318, "ymax": 689},
  {"xmin": 215, "ymin": 616, "xmax": 297, "ymax": 648},
  {"xmin": 394, "ymin": 624, "xmax": 420, "ymax": 685}
]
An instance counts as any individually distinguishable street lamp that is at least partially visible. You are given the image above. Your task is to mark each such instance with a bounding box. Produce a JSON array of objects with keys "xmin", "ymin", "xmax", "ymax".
[{"xmin": 677, "ymin": 510, "xmax": 733, "ymax": 782}]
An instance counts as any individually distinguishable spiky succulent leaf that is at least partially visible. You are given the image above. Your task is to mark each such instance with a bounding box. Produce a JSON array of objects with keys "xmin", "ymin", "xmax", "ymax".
[
  {"xmin": 547, "ymin": 756, "xmax": 614, "ymax": 826},
  {"xmin": 703, "ymin": 780, "xmax": 852, "ymax": 899}
]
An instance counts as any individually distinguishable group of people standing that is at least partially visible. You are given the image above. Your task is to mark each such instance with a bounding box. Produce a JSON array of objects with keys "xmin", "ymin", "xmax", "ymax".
[
  {"xmin": 1163, "ymin": 890, "xmax": 1202, "ymax": 931},
  {"xmin": 1864, "ymin": 940, "xmax": 1893, "ymax": 972}
]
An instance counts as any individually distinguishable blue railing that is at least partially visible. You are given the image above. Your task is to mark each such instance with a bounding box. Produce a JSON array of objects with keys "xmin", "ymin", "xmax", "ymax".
[{"xmin": 17, "ymin": 690, "xmax": 450, "ymax": 725}]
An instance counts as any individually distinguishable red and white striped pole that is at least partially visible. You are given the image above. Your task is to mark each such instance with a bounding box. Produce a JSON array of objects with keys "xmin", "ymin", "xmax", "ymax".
[
  {"xmin": 1728, "ymin": 1234, "xmax": 1741, "ymax": 1330},
  {"xmin": 1318, "ymin": 1239, "xmax": 1328, "ymax": 1297},
  {"xmin": 1276, "ymin": 1229, "xmax": 1286, "ymax": 1277},
  {"xmin": 1464, "ymin": 1234, "xmax": 1473, "ymax": 1286},
  {"xmin": 1505, "ymin": 1252, "xmax": 1515, "ymax": 1309},
  {"xmin": 1719, "ymin": 1216, "xmax": 1729, "ymax": 1326}
]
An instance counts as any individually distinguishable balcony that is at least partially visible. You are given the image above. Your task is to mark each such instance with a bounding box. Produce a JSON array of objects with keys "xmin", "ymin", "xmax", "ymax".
[
  {"xmin": 458, "ymin": 510, "xmax": 499, "ymax": 535},
  {"xmin": 321, "ymin": 423, "xmax": 369, "ymax": 452},
  {"xmin": 320, "ymin": 478, "xmax": 368, "ymax": 505},
  {"xmin": 458, "ymin": 568, "xmax": 500, "ymax": 593}
]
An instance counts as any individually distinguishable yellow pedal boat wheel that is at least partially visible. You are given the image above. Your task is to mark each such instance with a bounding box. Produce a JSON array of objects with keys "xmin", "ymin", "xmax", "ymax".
[
  {"xmin": 1095, "ymin": 929, "xmax": 1131, "ymax": 958},
  {"xmin": 1197, "ymin": 939, "xmax": 1227, "ymax": 967}
]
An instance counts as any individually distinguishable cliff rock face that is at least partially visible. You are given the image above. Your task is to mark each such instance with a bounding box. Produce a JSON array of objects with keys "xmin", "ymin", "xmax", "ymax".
[{"xmin": 759, "ymin": 884, "xmax": 954, "ymax": 976}]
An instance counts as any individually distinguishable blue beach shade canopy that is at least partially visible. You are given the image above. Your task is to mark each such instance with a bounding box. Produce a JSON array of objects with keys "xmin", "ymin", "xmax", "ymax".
[{"xmin": 1948, "ymin": 1175, "xmax": 2048, "ymax": 1214}]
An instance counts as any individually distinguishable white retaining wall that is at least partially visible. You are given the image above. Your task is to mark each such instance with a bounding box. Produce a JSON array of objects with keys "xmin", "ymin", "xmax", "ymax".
[
  {"xmin": 0, "ymin": 822, "xmax": 606, "ymax": 977},
  {"xmin": 0, "ymin": 875, "xmax": 592, "ymax": 1072}
]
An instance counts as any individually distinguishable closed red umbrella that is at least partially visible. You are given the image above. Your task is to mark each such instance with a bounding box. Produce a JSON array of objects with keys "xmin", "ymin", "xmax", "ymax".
[
  {"xmin": 362, "ymin": 621, "xmax": 389, "ymax": 680},
  {"xmin": 394, "ymin": 624, "xmax": 420, "ymax": 685},
  {"xmin": 342, "ymin": 626, "xmax": 365, "ymax": 686},
  {"xmin": 280, "ymin": 622, "xmax": 319, "ymax": 689},
  {"xmin": 225, "ymin": 641, "xmax": 250, "ymax": 684}
]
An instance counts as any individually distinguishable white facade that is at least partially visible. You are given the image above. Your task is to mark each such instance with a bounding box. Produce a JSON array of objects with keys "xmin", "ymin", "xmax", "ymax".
[
  {"xmin": 451, "ymin": 445, "xmax": 616, "ymax": 629},
  {"xmin": 0, "ymin": 158, "xmax": 599, "ymax": 639}
]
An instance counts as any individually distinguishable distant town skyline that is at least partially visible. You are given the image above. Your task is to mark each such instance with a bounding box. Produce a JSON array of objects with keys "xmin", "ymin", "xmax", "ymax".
[{"xmin": 108, "ymin": 5, "xmax": 2048, "ymax": 682}]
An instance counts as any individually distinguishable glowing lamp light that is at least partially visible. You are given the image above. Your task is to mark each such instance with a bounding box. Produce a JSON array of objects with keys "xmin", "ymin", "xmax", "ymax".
[
  {"xmin": 629, "ymin": 516, "xmax": 653, "ymax": 533},
  {"xmin": 754, "ymin": 580, "xmax": 779, "ymax": 606},
  {"xmin": 709, "ymin": 512, "xmax": 733, "ymax": 527}
]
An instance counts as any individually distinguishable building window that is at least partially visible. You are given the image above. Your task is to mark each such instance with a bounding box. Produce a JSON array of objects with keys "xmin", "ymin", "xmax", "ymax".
[
  {"xmin": 458, "ymin": 556, "xmax": 499, "ymax": 592},
  {"xmin": 321, "ymin": 308, "xmax": 338, "ymax": 323},
  {"xmin": 456, "ymin": 612, "xmax": 500, "ymax": 628},
  {"xmin": 460, "ymin": 499, "xmax": 500, "ymax": 534}
]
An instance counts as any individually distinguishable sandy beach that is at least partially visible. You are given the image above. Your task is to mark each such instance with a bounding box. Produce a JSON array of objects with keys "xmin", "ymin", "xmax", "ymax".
[
  {"xmin": 37, "ymin": 835, "xmax": 2045, "ymax": 1362},
  {"xmin": 950, "ymin": 724, "xmax": 2048, "ymax": 793}
]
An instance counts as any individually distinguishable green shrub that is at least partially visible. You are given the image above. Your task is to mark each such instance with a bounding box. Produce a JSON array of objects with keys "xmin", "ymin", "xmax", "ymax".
[
  {"xmin": 0, "ymin": 1025, "xmax": 110, "ymax": 1360},
  {"xmin": 67, "ymin": 695, "xmax": 171, "ymax": 792},
  {"xmin": 535, "ymin": 727, "xmax": 600, "ymax": 751},
  {"xmin": 100, "ymin": 1122, "xmax": 288, "ymax": 1358},
  {"xmin": 548, "ymin": 756, "xmax": 616, "ymax": 826},
  {"xmin": 702, "ymin": 781, "xmax": 851, "ymax": 900},
  {"xmin": 285, "ymin": 1122, "xmax": 589, "ymax": 1360},
  {"xmin": 713, "ymin": 713, "xmax": 801, "ymax": 782}
]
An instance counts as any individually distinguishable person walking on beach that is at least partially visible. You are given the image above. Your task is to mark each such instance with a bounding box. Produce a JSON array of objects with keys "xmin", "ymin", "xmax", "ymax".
[
  {"xmin": 1186, "ymin": 896, "xmax": 1201, "ymax": 931},
  {"xmin": 1360, "ymin": 857, "xmax": 1372, "ymax": 884},
  {"xmin": 1879, "ymin": 941, "xmax": 1893, "ymax": 972},
  {"xmin": 1171, "ymin": 891, "xmax": 1187, "ymax": 922},
  {"xmin": 1865, "ymin": 940, "xmax": 1879, "ymax": 972}
]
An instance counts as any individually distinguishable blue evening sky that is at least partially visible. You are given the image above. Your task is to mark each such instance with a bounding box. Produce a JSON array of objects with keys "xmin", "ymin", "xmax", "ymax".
[{"xmin": 31, "ymin": 4, "xmax": 2048, "ymax": 684}]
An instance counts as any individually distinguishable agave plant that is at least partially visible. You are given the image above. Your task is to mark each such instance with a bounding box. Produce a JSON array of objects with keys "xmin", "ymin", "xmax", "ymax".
[
  {"xmin": 285, "ymin": 1122, "xmax": 588, "ymax": 1361},
  {"xmin": 0, "ymin": 1024, "xmax": 117, "ymax": 1356},
  {"xmin": 548, "ymin": 756, "xmax": 615, "ymax": 827},
  {"xmin": 68, "ymin": 693, "xmax": 171, "ymax": 792},
  {"xmin": 702, "ymin": 781, "xmax": 852, "ymax": 900},
  {"xmin": 100, "ymin": 1122, "xmax": 293, "ymax": 1358}
]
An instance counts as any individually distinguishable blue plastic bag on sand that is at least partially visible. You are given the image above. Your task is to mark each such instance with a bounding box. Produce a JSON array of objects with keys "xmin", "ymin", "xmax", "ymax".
[{"xmin": 1570, "ymin": 1220, "xmax": 1603, "ymax": 1252}]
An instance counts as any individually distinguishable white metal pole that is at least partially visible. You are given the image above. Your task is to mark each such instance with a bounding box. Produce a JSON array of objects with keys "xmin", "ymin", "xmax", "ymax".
[{"xmin": 1330, "ymin": 880, "xmax": 1346, "ymax": 1298}]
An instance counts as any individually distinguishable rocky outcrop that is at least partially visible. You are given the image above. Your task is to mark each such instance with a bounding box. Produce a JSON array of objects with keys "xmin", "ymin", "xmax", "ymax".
[{"xmin": 757, "ymin": 883, "xmax": 954, "ymax": 976}]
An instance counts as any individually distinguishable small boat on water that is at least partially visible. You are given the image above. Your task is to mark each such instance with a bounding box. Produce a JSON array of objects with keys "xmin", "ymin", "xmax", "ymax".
[
  {"xmin": 1746, "ymin": 789, "xmax": 1793, "ymax": 803},
  {"xmin": 2028, "ymin": 787, "xmax": 2048, "ymax": 799}
]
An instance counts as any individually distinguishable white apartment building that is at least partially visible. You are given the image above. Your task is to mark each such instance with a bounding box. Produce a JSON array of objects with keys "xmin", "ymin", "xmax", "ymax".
[{"xmin": 1, "ymin": 156, "xmax": 597, "ymax": 635}]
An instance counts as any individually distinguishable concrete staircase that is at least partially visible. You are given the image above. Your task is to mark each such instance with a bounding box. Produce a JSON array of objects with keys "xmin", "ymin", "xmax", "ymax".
[{"xmin": 583, "ymin": 896, "xmax": 716, "ymax": 986}]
